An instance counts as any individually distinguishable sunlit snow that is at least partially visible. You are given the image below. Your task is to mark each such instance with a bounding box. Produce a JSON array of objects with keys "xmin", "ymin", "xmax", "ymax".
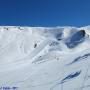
[{"xmin": 0, "ymin": 26, "xmax": 90, "ymax": 90}]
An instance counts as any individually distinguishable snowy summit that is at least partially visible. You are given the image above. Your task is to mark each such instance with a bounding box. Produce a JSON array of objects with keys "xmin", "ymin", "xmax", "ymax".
[{"xmin": 0, "ymin": 26, "xmax": 90, "ymax": 90}]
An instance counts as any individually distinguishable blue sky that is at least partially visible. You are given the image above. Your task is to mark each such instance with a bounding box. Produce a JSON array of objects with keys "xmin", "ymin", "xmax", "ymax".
[{"xmin": 0, "ymin": 0, "xmax": 90, "ymax": 27}]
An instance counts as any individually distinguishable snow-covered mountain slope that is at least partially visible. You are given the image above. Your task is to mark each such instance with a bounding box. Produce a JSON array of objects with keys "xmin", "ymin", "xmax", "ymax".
[{"xmin": 0, "ymin": 26, "xmax": 90, "ymax": 90}]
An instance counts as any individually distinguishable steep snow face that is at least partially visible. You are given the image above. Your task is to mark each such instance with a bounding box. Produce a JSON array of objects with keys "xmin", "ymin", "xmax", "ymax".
[
  {"xmin": 0, "ymin": 26, "xmax": 90, "ymax": 90},
  {"xmin": 65, "ymin": 30, "xmax": 86, "ymax": 48}
]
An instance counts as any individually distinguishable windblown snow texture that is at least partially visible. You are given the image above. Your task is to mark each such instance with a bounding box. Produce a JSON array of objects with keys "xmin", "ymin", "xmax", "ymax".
[{"xmin": 0, "ymin": 26, "xmax": 90, "ymax": 90}]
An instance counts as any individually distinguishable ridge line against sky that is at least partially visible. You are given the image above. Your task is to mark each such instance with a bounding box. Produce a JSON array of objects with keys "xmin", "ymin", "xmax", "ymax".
[{"xmin": 0, "ymin": 0, "xmax": 90, "ymax": 26}]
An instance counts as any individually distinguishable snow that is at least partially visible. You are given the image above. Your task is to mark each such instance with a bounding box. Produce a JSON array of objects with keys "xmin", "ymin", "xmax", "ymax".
[{"xmin": 0, "ymin": 26, "xmax": 90, "ymax": 90}]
